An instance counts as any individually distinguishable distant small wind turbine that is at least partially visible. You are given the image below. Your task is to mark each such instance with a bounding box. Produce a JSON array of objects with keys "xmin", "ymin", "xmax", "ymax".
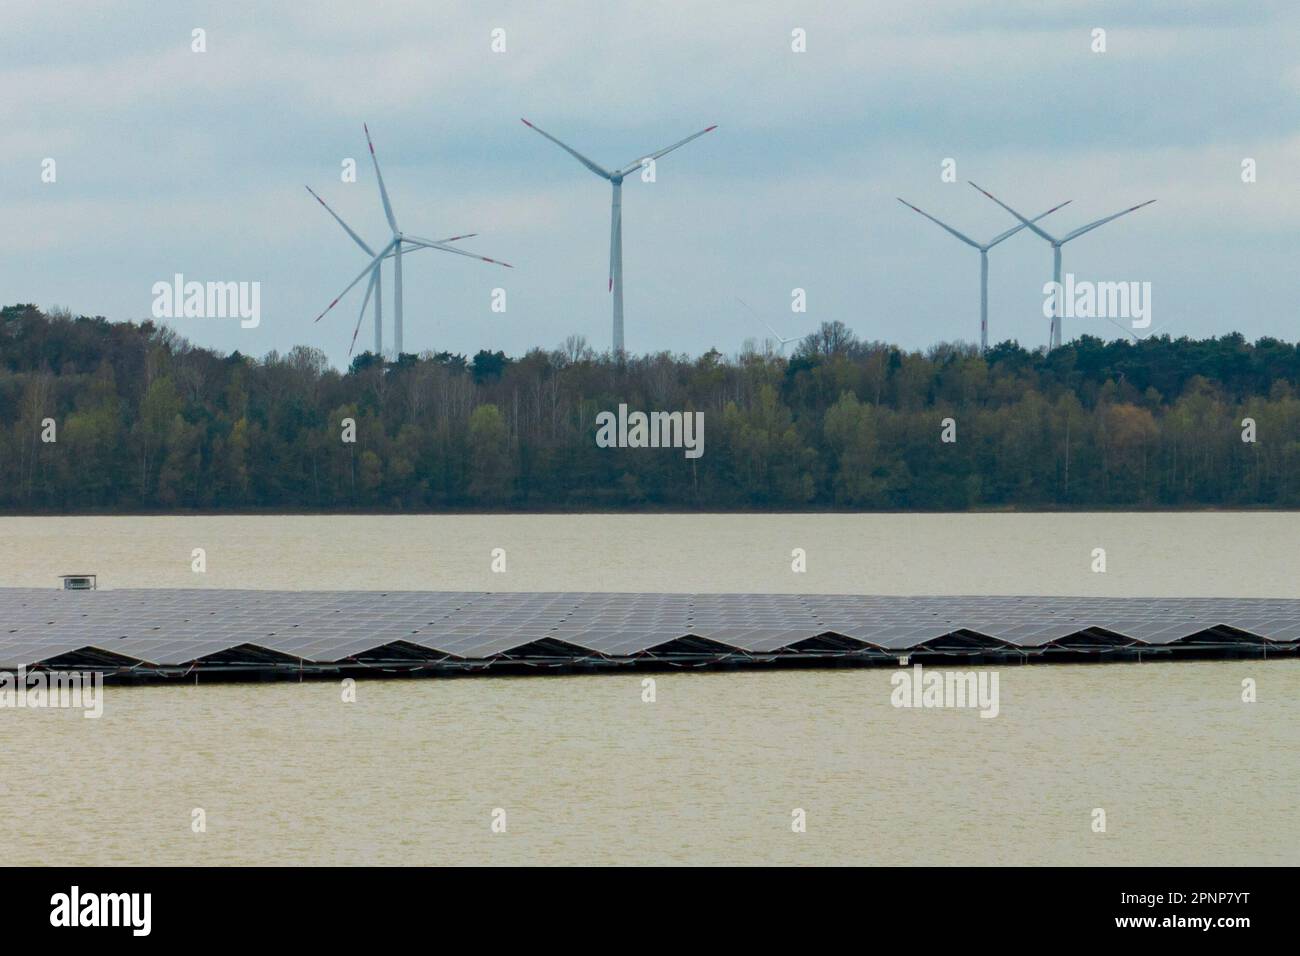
[
  {"xmin": 969, "ymin": 182, "xmax": 1155, "ymax": 350},
  {"xmin": 521, "ymin": 118, "xmax": 717, "ymax": 355},
  {"xmin": 312, "ymin": 124, "xmax": 513, "ymax": 357},
  {"xmin": 736, "ymin": 297, "xmax": 798, "ymax": 355},
  {"xmin": 1100, "ymin": 314, "xmax": 1174, "ymax": 343},
  {"xmin": 897, "ymin": 197, "xmax": 1071, "ymax": 352}
]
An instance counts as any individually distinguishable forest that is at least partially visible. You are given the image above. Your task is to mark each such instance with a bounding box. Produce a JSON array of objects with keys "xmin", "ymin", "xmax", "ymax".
[{"xmin": 2, "ymin": 303, "xmax": 1298, "ymax": 512}]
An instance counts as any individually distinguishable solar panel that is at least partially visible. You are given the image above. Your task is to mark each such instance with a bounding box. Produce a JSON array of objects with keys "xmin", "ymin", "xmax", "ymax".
[{"xmin": 0, "ymin": 588, "xmax": 1296, "ymax": 672}]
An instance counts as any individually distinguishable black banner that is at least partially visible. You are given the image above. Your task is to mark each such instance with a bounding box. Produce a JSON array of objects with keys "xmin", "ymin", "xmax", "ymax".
[{"xmin": 0, "ymin": 867, "xmax": 1281, "ymax": 942}]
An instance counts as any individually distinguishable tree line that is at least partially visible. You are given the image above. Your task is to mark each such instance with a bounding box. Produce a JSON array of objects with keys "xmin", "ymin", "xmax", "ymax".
[{"xmin": 2, "ymin": 303, "xmax": 1298, "ymax": 512}]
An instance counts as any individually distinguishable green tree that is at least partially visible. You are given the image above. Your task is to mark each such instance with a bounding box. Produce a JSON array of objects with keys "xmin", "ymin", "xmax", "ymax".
[
  {"xmin": 823, "ymin": 392, "xmax": 885, "ymax": 505},
  {"xmin": 468, "ymin": 404, "xmax": 513, "ymax": 503}
]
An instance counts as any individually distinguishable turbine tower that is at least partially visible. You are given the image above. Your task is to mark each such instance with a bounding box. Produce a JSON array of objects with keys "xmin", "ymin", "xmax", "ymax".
[
  {"xmin": 897, "ymin": 198, "xmax": 1071, "ymax": 352},
  {"xmin": 311, "ymin": 125, "xmax": 513, "ymax": 356},
  {"xmin": 521, "ymin": 118, "xmax": 717, "ymax": 355},
  {"xmin": 969, "ymin": 182, "xmax": 1155, "ymax": 349},
  {"xmin": 306, "ymin": 186, "xmax": 475, "ymax": 356}
]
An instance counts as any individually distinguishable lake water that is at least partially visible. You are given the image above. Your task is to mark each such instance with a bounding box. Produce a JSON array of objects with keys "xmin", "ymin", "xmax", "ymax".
[{"xmin": 2, "ymin": 513, "xmax": 1297, "ymax": 865}]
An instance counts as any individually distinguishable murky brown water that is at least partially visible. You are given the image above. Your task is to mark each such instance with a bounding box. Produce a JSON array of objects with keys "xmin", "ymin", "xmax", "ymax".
[{"xmin": 2, "ymin": 514, "xmax": 1297, "ymax": 865}]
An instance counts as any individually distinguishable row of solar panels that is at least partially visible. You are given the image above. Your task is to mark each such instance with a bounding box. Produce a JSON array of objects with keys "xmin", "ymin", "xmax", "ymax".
[{"xmin": 1, "ymin": 588, "xmax": 1298, "ymax": 670}]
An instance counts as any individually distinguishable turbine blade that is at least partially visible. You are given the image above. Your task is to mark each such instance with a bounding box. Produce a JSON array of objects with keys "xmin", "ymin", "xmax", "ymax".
[
  {"xmin": 1100, "ymin": 314, "xmax": 1140, "ymax": 341},
  {"xmin": 1061, "ymin": 200, "xmax": 1156, "ymax": 243},
  {"xmin": 520, "ymin": 118, "xmax": 611, "ymax": 179},
  {"xmin": 348, "ymin": 266, "xmax": 379, "ymax": 356},
  {"xmin": 306, "ymin": 186, "xmax": 375, "ymax": 255},
  {"xmin": 896, "ymin": 198, "xmax": 980, "ymax": 248},
  {"xmin": 736, "ymin": 296, "xmax": 786, "ymax": 340},
  {"xmin": 402, "ymin": 234, "xmax": 513, "ymax": 268},
  {"xmin": 968, "ymin": 182, "xmax": 1058, "ymax": 243},
  {"xmin": 377, "ymin": 233, "xmax": 475, "ymax": 261},
  {"xmin": 314, "ymin": 238, "xmax": 397, "ymax": 323},
  {"xmin": 1129, "ymin": 321, "xmax": 1172, "ymax": 342},
  {"xmin": 986, "ymin": 200, "xmax": 1072, "ymax": 248},
  {"xmin": 363, "ymin": 123, "xmax": 399, "ymax": 233},
  {"xmin": 618, "ymin": 124, "xmax": 717, "ymax": 177}
]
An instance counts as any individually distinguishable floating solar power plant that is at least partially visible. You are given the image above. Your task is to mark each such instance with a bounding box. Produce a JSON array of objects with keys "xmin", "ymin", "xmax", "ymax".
[{"xmin": 1, "ymin": 589, "xmax": 1297, "ymax": 681}]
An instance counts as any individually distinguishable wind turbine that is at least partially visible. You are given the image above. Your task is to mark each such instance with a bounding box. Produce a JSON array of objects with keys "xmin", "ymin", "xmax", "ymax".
[
  {"xmin": 521, "ymin": 118, "xmax": 717, "ymax": 356},
  {"xmin": 312, "ymin": 125, "xmax": 513, "ymax": 357},
  {"xmin": 1100, "ymin": 314, "xmax": 1173, "ymax": 343},
  {"xmin": 969, "ymin": 182, "xmax": 1155, "ymax": 349},
  {"xmin": 736, "ymin": 297, "xmax": 798, "ymax": 356},
  {"xmin": 897, "ymin": 197, "xmax": 1071, "ymax": 352},
  {"xmin": 305, "ymin": 186, "xmax": 476, "ymax": 357}
]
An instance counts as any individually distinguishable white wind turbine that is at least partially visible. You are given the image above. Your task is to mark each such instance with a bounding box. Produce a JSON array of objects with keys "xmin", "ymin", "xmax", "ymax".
[
  {"xmin": 305, "ymin": 186, "xmax": 476, "ymax": 357},
  {"xmin": 312, "ymin": 124, "xmax": 513, "ymax": 356},
  {"xmin": 897, "ymin": 197, "xmax": 1071, "ymax": 352},
  {"xmin": 736, "ymin": 297, "xmax": 798, "ymax": 356},
  {"xmin": 969, "ymin": 182, "xmax": 1155, "ymax": 350},
  {"xmin": 521, "ymin": 118, "xmax": 717, "ymax": 355}
]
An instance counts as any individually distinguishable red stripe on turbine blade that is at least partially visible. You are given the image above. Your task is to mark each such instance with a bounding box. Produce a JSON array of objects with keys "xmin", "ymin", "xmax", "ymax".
[
  {"xmin": 521, "ymin": 118, "xmax": 533, "ymax": 127},
  {"xmin": 705, "ymin": 125, "xmax": 718, "ymax": 132}
]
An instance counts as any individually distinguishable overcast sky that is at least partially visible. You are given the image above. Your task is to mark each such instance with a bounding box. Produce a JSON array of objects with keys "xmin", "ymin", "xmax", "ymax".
[{"xmin": 2, "ymin": 0, "xmax": 1297, "ymax": 366}]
